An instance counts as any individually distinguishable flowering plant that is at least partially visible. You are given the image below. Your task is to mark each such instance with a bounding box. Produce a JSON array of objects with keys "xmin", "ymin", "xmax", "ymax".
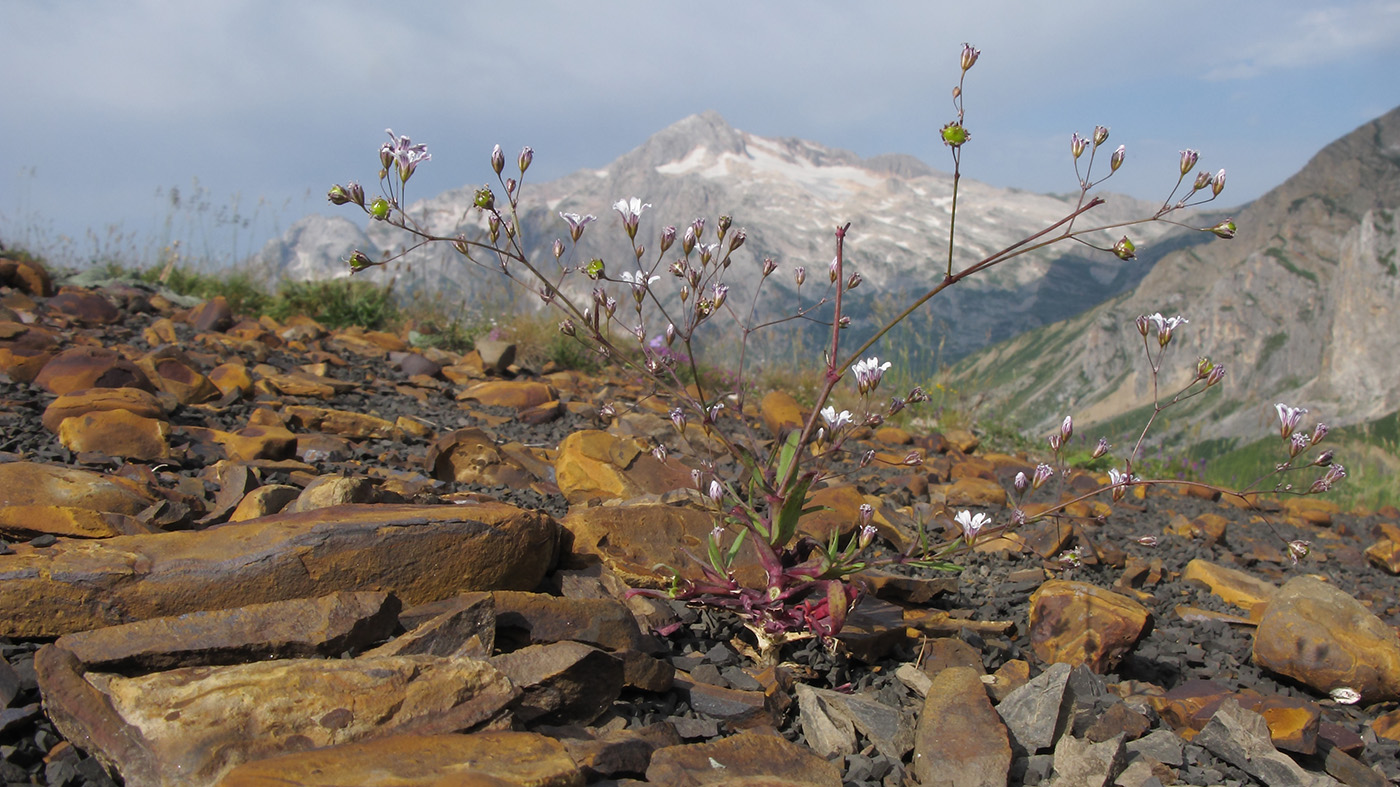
[{"xmin": 329, "ymin": 44, "xmax": 1340, "ymax": 664}]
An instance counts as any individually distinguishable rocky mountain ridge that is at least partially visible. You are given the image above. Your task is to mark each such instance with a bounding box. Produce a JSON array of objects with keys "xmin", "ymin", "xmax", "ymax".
[
  {"xmin": 953, "ymin": 105, "xmax": 1400, "ymax": 447},
  {"xmin": 255, "ymin": 111, "xmax": 1201, "ymax": 364}
]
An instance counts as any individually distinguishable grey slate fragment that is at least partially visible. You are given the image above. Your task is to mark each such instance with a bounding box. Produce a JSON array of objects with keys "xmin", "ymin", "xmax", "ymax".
[
  {"xmin": 1046, "ymin": 733, "xmax": 1124, "ymax": 787},
  {"xmin": 1125, "ymin": 729, "xmax": 1184, "ymax": 767},
  {"xmin": 1195, "ymin": 699, "xmax": 1341, "ymax": 787},
  {"xmin": 997, "ymin": 661, "xmax": 1072, "ymax": 754}
]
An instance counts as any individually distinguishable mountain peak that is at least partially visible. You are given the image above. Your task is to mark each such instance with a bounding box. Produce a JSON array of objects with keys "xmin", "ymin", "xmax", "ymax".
[{"xmin": 622, "ymin": 110, "xmax": 748, "ymax": 170}]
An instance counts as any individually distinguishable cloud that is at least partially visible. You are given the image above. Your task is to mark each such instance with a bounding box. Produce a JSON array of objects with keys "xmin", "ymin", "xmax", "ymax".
[{"xmin": 1203, "ymin": 0, "xmax": 1400, "ymax": 81}]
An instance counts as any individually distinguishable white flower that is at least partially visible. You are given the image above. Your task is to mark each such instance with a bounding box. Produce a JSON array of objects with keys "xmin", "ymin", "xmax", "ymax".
[
  {"xmin": 618, "ymin": 270, "xmax": 660, "ymax": 287},
  {"xmin": 820, "ymin": 406, "xmax": 852, "ymax": 429},
  {"xmin": 954, "ymin": 510, "xmax": 990, "ymax": 543},
  {"xmin": 852, "ymin": 357, "xmax": 892, "ymax": 394}
]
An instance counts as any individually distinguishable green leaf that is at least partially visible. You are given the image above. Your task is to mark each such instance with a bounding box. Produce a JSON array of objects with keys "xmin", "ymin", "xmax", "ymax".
[{"xmin": 771, "ymin": 473, "xmax": 815, "ymax": 546}]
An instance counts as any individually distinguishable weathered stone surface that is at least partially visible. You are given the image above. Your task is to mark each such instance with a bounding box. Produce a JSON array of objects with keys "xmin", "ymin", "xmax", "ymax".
[
  {"xmin": 759, "ymin": 388, "xmax": 805, "ymax": 436},
  {"xmin": 136, "ymin": 346, "xmax": 220, "ymax": 404},
  {"xmin": 286, "ymin": 474, "xmax": 378, "ymax": 512},
  {"xmin": 0, "ymin": 503, "xmax": 558, "ymax": 637},
  {"xmin": 41, "ymin": 387, "xmax": 167, "ymax": 433},
  {"xmin": 50, "ymin": 289, "xmax": 121, "ymax": 324},
  {"xmin": 189, "ymin": 295, "xmax": 235, "ymax": 332},
  {"xmin": 369, "ymin": 592, "xmax": 495, "ymax": 661},
  {"xmin": 1045, "ymin": 734, "xmax": 1125, "ymax": 787},
  {"xmin": 1364, "ymin": 538, "xmax": 1400, "ymax": 574},
  {"xmin": 218, "ymin": 731, "xmax": 581, "ymax": 787},
  {"xmin": 945, "ymin": 476, "xmax": 1007, "ymax": 508},
  {"xmin": 1028, "ymin": 580, "xmax": 1152, "ymax": 672},
  {"xmin": 0, "ymin": 255, "xmax": 55, "ymax": 296},
  {"xmin": 561, "ymin": 503, "xmax": 762, "ymax": 590},
  {"xmin": 207, "ymin": 361, "xmax": 255, "ymax": 397},
  {"xmin": 997, "ymin": 662, "xmax": 1072, "ymax": 755},
  {"xmin": 492, "ymin": 590, "xmax": 645, "ymax": 652},
  {"xmin": 646, "ymin": 731, "xmax": 842, "ymax": 786},
  {"xmin": 458, "ymin": 380, "xmax": 555, "ymax": 410},
  {"xmin": 0, "ymin": 504, "xmax": 154, "ymax": 539},
  {"xmin": 58, "ymin": 409, "xmax": 171, "ymax": 460},
  {"xmin": 0, "ymin": 462, "xmax": 155, "ymax": 514},
  {"xmin": 0, "ymin": 320, "xmax": 58, "ymax": 381},
  {"xmin": 913, "ymin": 666, "xmax": 1012, "ymax": 787},
  {"xmin": 53, "ymin": 591, "xmax": 401, "ymax": 671},
  {"xmin": 473, "ymin": 340, "xmax": 517, "ymax": 373},
  {"xmin": 489, "ymin": 641, "xmax": 623, "ymax": 725},
  {"xmin": 426, "ymin": 427, "xmax": 537, "ymax": 487},
  {"xmin": 1253, "ymin": 575, "xmax": 1400, "ymax": 702},
  {"xmin": 1195, "ymin": 700, "xmax": 1340, "ymax": 787},
  {"xmin": 228, "ymin": 484, "xmax": 301, "ymax": 521},
  {"xmin": 554, "ymin": 430, "xmax": 693, "ymax": 503},
  {"xmin": 553, "ymin": 723, "xmax": 681, "ymax": 780},
  {"xmin": 284, "ymin": 405, "xmax": 398, "ymax": 440},
  {"xmin": 34, "ymin": 346, "xmax": 153, "ymax": 395},
  {"xmin": 38, "ymin": 646, "xmax": 519, "ymax": 787}
]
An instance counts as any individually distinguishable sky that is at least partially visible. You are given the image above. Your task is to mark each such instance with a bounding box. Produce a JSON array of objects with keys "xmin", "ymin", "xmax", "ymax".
[{"xmin": 4, "ymin": 0, "xmax": 1400, "ymax": 269}]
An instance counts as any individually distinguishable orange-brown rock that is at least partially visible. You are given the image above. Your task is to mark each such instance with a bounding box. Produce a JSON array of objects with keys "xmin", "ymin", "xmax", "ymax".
[
  {"xmin": 136, "ymin": 346, "xmax": 220, "ymax": 404},
  {"xmin": 0, "ymin": 505, "xmax": 156, "ymax": 540},
  {"xmin": 0, "ymin": 320, "xmax": 58, "ymax": 382},
  {"xmin": 1182, "ymin": 558, "xmax": 1278, "ymax": 615},
  {"xmin": 1253, "ymin": 575, "xmax": 1400, "ymax": 702},
  {"xmin": 913, "ymin": 666, "xmax": 1013, "ymax": 787},
  {"xmin": 53, "ymin": 590, "xmax": 400, "ymax": 671},
  {"xmin": 647, "ymin": 731, "xmax": 841, "ymax": 786},
  {"xmin": 561, "ymin": 504, "xmax": 761, "ymax": 590},
  {"xmin": 217, "ymin": 732, "xmax": 580, "ymax": 787},
  {"xmin": 0, "ymin": 255, "xmax": 56, "ymax": 296},
  {"xmin": 1281, "ymin": 496, "xmax": 1340, "ymax": 527},
  {"xmin": 941, "ymin": 428, "xmax": 980, "ymax": 454},
  {"xmin": 188, "ymin": 295, "xmax": 234, "ymax": 332},
  {"xmin": 284, "ymin": 404, "xmax": 398, "ymax": 440},
  {"xmin": 554, "ymin": 430, "xmax": 692, "ymax": 504},
  {"xmin": 37, "ymin": 647, "xmax": 519, "ymax": 787},
  {"xmin": 0, "ymin": 462, "xmax": 155, "ymax": 514},
  {"xmin": 1364, "ymin": 538, "xmax": 1400, "ymax": 574},
  {"xmin": 228, "ymin": 484, "xmax": 301, "ymax": 521},
  {"xmin": 799, "ymin": 483, "xmax": 868, "ymax": 542},
  {"xmin": 759, "ymin": 389, "xmax": 806, "ymax": 436},
  {"xmin": 458, "ymin": 380, "xmax": 556, "ymax": 410},
  {"xmin": 216, "ymin": 424, "xmax": 298, "ymax": 462},
  {"xmin": 426, "ymin": 427, "xmax": 537, "ymax": 487},
  {"xmin": 41, "ymin": 387, "xmax": 167, "ymax": 433},
  {"xmin": 0, "ymin": 502, "xmax": 559, "ymax": 637},
  {"xmin": 49, "ymin": 289, "xmax": 121, "ymax": 324},
  {"xmin": 34, "ymin": 346, "xmax": 154, "ymax": 395},
  {"xmin": 1028, "ymin": 580, "xmax": 1152, "ymax": 672},
  {"xmin": 945, "ymin": 476, "xmax": 1007, "ymax": 508},
  {"xmin": 58, "ymin": 409, "xmax": 171, "ymax": 460},
  {"xmin": 207, "ymin": 361, "xmax": 254, "ymax": 397}
]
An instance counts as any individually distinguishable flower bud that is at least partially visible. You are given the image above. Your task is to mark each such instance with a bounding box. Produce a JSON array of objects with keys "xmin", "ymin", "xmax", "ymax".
[
  {"xmin": 1193, "ymin": 170, "xmax": 1213, "ymax": 191},
  {"xmin": 1110, "ymin": 145, "xmax": 1126, "ymax": 172},
  {"xmin": 691, "ymin": 217, "xmax": 706, "ymax": 240},
  {"xmin": 473, "ymin": 187, "xmax": 495, "ymax": 211},
  {"xmin": 1206, "ymin": 364, "xmax": 1226, "ymax": 387},
  {"xmin": 491, "ymin": 144, "xmax": 505, "ymax": 175},
  {"xmin": 347, "ymin": 250, "xmax": 373, "ymax": 272},
  {"xmin": 559, "ymin": 319, "xmax": 575, "ymax": 337},
  {"xmin": 327, "ymin": 184, "xmax": 352, "ymax": 205},
  {"xmin": 1060, "ymin": 415, "xmax": 1073, "ymax": 443},
  {"xmin": 762, "ymin": 257, "xmax": 778, "ymax": 277},
  {"xmin": 553, "ymin": 239, "xmax": 565, "ymax": 259},
  {"xmin": 1014, "ymin": 472, "xmax": 1028, "ymax": 493},
  {"xmin": 1287, "ymin": 539, "xmax": 1311, "ymax": 563},
  {"xmin": 1033, "ymin": 463, "xmax": 1053, "ymax": 489},
  {"xmin": 1135, "ymin": 315, "xmax": 1150, "ymax": 336},
  {"xmin": 1070, "ymin": 132, "xmax": 1089, "ymax": 160},
  {"xmin": 903, "ymin": 451, "xmax": 923, "ymax": 467},
  {"xmin": 1092, "ymin": 437, "xmax": 1110, "ymax": 459},
  {"xmin": 1179, "ymin": 149, "xmax": 1199, "ymax": 176},
  {"xmin": 598, "ymin": 402, "xmax": 615, "ymax": 418},
  {"xmin": 795, "ymin": 266, "xmax": 807, "ymax": 286},
  {"xmin": 345, "ymin": 182, "xmax": 365, "ymax": 207},
  {"xmin": 682, "ymin": 226, "xmax": 697, "ymax": 255},
  {"xmin": 1211, "ymin": 168, "xmax": 1225, "ymax": 196},
  {"xmin": 713, "ymin": 283, "xmax": 729, "ymax": 310},
  {"xmin": 858, "ymin": 503, "xmax": 874, "ymax": 529},
  {"xmin": 960, "ymin": 43, "xmax": 979, "ymax": 71},
  {"xmin": 652, "ymin": 444, "xmax": 667, "ymax": 462},
  {"xmin": 660, "ymin": 226, "xmax": 676, "ymax": 253},
  {"xmin": 1135, "ymin": 536, "xmax": 1158, "ymax": 547},
  {"xmin": 370, "ymin": 198, "xmax": 391, "ymax": 221},
  {"xmin": 1209, "ymin": 219, "xmax": 1237, "ymax": 239},
  {"xmin": 717, "ymin": 215, "xmax": 732, "ymax": 239},
  {"xmin": 729, "ymin": 228, "xmax": 746, "ymax": 252},
  {"xmin": 1312, "ymin": 423, "xmax": 1328, "ymax": 445},
  {"xmin": 858, "ymin": 523, "xmax": 877, "ymax": 551},
  {"xmin": 518, "ymin": 146, "xmax": 533, "ymax": 173},
  {"xmin": 1112, "ymin": 236, "xmax": 1136, "ymax": 261},
  {"xmin": 860, "ymin": 449, "xmax": 875, "ymax": 468},
  {"xmin": 829, "ymin": 256, "xmax": 839, "ymax": 283},
  {"xmin": 1313, "ymin": 449, "xmax": 1334, "ymax": 466},
  {"xmin": 709, "ymin": 479, "xmax": 723, "ymax": 504},
  {"xmin": 379, "ymin": 143, "xmax": 394, "ymax": 171},
  {"xmin": 505, "ymin": 178, "xmax": 516, "ymax": 195},
  {"xmin": 839, "ymin": 316, "xmax": 851, "ymax": 329},
  {"xmin": 1093, "ymin": 126, "xmax": 1109, "ymax": 146},
  {"xmin": 671, "ymin": 407, "xmax": 686, "ymax": 433},
  {"xmin": 847, "ymin": 272, "xmax": 862, "ymax": 290}
]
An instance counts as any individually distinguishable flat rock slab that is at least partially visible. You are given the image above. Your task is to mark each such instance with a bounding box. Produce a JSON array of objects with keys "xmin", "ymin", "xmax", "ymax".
[
  {"xmin": 54, "ymin": 590, "xmax": 401, "ymax": 672},
  {"xmin": 0, "ymin": 502, "xmax": 559, "ymax": 637},
  {"xmin": 217, "ymin": 731, "xmax": 582, "ymax": 787},
  {"xmin": 37, "ymin": 646, "xmax": 518, "ymax": 787}
]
